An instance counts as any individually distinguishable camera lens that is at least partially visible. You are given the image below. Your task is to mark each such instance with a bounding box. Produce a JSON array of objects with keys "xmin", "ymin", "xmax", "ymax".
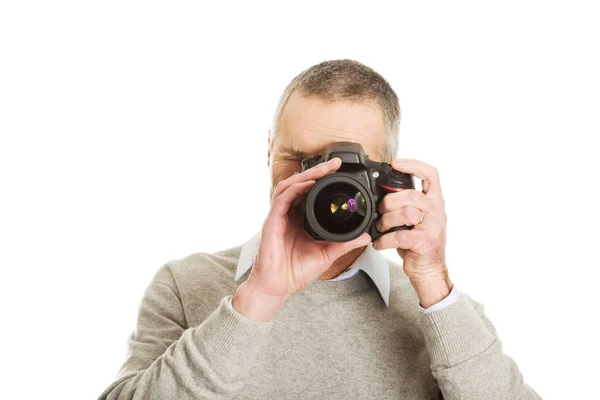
[
  {"xmin": 329, "ymin": 194, "xmax": 351, "ymax": 221},
  {"xmin": 314, "ymin": 182, "xmax": 368, "ymax": 234}
]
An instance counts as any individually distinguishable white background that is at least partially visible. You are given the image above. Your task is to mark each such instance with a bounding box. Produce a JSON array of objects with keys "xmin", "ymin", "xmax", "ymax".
[{"xmin": 1, "ymin": 1, "xmax": 598, "ymax": 399}]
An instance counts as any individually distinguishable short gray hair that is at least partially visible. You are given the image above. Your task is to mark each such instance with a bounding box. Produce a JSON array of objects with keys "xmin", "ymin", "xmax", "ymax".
[{"xmin": 269, "ymin": 59, "xmax": 400, "ymax": 162}]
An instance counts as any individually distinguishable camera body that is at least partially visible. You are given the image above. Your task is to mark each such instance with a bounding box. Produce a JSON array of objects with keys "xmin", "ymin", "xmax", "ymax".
[{"xmin": 301, "ymin": 141, "xmax": 416, "ymax": 243}]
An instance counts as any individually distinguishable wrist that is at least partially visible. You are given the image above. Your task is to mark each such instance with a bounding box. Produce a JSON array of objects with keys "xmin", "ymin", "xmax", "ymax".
[
  {"xmin": 232, "ymin": 281, "xmax": 287, "ymax": 322},
  {"xmin": 410, "ymin": 274, "xmax": 453, "ymax": 309}
]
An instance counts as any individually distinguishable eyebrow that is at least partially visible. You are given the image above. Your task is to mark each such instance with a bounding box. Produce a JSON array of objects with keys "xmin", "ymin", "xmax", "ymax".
[{"xmin": 280, "ymin": 148, "xmax": 310, "ymax": 158}]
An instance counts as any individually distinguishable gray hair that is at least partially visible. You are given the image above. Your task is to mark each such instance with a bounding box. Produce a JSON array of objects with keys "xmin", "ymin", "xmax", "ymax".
[{"xmin": 269, "ymin": 59, "xmax": 401, "ymax": 162}]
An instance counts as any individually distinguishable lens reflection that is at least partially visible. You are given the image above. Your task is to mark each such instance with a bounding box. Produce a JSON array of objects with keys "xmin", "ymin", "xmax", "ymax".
[
  {"xmin": 329, "ymin": 194, "xmax": 352, "ymax": 221},
  {"xmin": 314, "ymin": 182, "xmax": 368, "ymax": 234}
]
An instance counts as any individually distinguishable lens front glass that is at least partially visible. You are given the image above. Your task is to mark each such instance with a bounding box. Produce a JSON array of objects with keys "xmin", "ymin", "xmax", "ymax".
[{"xmin": 314, "ymin": 182, "xmax": 368, "ymax": 234}]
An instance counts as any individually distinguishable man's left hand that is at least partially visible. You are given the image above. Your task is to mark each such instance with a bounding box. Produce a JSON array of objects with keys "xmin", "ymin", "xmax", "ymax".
[{"xmin": 372, "ymin": 158, "xmax": 453, "ymax": 308}]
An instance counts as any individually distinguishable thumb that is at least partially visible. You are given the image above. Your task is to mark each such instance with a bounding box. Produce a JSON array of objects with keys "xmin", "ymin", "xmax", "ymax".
[{"xmin": 322, "ymin": 233, "xmax": 372, "ymax": 262}]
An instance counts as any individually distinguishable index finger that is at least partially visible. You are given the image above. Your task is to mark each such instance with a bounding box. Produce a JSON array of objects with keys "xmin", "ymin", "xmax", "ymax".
[
  {"xmin": 273, "ymin": 157, "xmax": 342, "ymax": 200},
  {"xmin": 391, "ymin": 158, "xmax": 443, "ymax": 198}
]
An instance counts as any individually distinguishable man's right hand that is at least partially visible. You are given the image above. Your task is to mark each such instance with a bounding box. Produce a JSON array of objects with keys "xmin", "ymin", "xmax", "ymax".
[{"xmin": 232, "ymin": 157, "xmax": 371, "ymax": 321}]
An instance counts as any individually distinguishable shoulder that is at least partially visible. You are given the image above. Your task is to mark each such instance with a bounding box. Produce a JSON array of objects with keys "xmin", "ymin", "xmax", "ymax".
[
  {"xmin": 146, "ymin": 244, "xmax": 245, "ymax": 325},
  {"xmin": 165, "ymin": 244, "xmax": 243, "ymax": 289},
  {"xmin": 147, "ymin": 244, "xmax": 243, "ymax": 295}
]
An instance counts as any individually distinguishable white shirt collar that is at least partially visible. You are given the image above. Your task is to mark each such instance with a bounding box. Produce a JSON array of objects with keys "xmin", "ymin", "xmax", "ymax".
[{"xmin": 235, "ymin": 232, "xmax": 391, "ymax": 307}]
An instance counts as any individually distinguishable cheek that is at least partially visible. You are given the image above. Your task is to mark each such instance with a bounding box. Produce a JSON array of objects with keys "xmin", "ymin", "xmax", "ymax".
[{"xmin": 270, "ymin": 161, "xmax": 302, "ymax": 190}]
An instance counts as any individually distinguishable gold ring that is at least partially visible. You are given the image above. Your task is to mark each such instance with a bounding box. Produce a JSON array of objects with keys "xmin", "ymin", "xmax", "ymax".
[{"xmin": 413, "ymin": 210, "xmax": 425, "ymax": 228}]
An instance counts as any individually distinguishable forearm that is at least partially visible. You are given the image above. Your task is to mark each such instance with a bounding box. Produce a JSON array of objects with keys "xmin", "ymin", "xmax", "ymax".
[
  {"xmin": 232, "ymin": 280, "xmax": 287, "ymax": 322},
  {"xmin": 419, "ymin": 292, "xmax": 542, "ymax": 399},
  {"xmin": 99, "ymin": 295, "xmax": 273, "ymax": 400}
]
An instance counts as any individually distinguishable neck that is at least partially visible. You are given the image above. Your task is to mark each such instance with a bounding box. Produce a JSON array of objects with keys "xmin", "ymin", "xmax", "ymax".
[{"xmin": 317, "ymin": 245, "xmax": 367, "ymax": 280}]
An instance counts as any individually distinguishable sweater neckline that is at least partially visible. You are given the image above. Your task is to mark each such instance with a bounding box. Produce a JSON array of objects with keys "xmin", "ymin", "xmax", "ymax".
[{"xmin": 301, "ymin": 269, "xmax": 373, "ymax": 296}]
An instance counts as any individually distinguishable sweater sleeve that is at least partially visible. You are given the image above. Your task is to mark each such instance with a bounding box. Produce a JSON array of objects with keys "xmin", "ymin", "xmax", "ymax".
[
  {"xmin": 98, "ymin": 263, "xmax": 273, "ymax": 400},
  {"xmin": 418, "ymin": 291, "xmax": 542, "ymax": 399}
]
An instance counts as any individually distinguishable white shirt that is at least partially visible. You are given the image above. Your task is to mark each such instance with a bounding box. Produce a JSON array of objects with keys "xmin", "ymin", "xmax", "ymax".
[{"xmin": 232, "ymin": 231, "xmax": 460, "ymax": 312}]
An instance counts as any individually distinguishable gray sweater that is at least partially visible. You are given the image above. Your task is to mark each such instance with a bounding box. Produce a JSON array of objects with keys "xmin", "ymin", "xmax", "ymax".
[{"xmin": 99, "ymin": 244, "xmax": 542, "ymax": 399}]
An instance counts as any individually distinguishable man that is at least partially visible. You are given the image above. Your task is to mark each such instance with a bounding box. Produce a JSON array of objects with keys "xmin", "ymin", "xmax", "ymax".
[{"xmin": 99, "ymin": 59, "xmax": 541, "ymax": 399}]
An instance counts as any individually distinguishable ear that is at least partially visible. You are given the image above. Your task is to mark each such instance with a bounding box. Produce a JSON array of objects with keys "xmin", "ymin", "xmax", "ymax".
[{"xmin": 267, "ymin": 130, "xmax": 271, "ymax": 167}]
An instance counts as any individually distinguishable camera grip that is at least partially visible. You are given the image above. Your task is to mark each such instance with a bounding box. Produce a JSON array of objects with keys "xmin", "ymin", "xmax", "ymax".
[
  {"xmin": 370, "ymin": 223, "xmax": 413, "ymax": 242},
  {"xmin": 386, "ymin": 224, "xmax": 414, "ymax": 233}
]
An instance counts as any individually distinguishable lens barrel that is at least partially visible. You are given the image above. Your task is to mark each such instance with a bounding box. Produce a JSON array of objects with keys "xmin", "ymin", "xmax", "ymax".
[{"xmin": 305, "ymin": 173, "xmax": 373, "ymax": 242}]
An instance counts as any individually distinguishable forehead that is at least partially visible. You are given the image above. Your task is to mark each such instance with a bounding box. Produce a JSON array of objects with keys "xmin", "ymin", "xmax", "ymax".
[{"xmin": 276, "ymin": 90, "xmax": 386, "ymax": 158}]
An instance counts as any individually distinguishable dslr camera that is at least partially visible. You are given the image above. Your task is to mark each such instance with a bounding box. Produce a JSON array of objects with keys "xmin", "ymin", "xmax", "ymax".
[{"xmin": 301, "ymin": 141, "xmax": 416, "ymax": 243}]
